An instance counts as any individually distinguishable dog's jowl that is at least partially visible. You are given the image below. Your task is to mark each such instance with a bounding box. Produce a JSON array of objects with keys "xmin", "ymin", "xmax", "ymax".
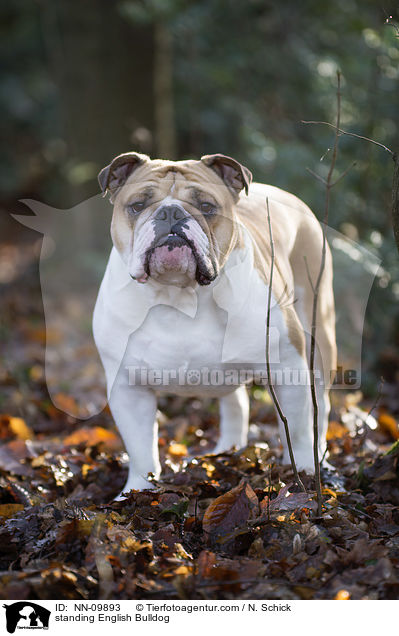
[{"xmin": 93, "ymin": 152, "xmax": 336, "ymax": 498}]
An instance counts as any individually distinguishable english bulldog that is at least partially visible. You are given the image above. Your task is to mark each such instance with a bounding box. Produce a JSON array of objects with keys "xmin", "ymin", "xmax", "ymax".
[{"xmin": 93, "ymin": 152, "xmax": 336, "ymax": 498}]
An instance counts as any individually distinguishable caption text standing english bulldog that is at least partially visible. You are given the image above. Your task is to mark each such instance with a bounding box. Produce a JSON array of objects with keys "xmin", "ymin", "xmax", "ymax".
[{"xmin": 93, "ymin": 152, "xmax": 336, "ymax": 498}]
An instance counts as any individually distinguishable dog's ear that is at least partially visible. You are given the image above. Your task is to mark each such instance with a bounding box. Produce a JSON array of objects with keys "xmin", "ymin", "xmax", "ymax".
[
  {"xmin": 201, "ymin": 154, "xmax": 252, "ymax": 196},
  {"xmin": 98, "ymin": 152, "xmax": 149, "ymax": 198}
]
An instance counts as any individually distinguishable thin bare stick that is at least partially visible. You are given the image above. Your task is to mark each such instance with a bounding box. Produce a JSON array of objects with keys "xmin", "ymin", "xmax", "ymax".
[
  {"xmin": 306, "ymin": 167, "xmax": 327, "ymax": 186},
  {"xmin": 301, "ymin": 120, "xmax": 394, "ymax": 156},
  {"xmin": 331, "ymin": 161, "xmax": 357, "ymax": 187},
  {"xmin": 363, "ymin": 376, "xmax": 385, "ymax": 432},
  {"xmin": 307, "ymin": 71, "xmax": 343, "ymax": 516},
  {"xmin": 265, "ymin": 197, "xmax": 306, "ymax": 492},
  {"xmin": 319, "ymin": 445, "xmax": 328, "ymax": 467},
  {"xmin": 303, "ymin": 256, "xmax": 315, "ymax": 294},
  {"xmin": 392, "ymin": 152, "xmax": 399, "ymax": 255}
]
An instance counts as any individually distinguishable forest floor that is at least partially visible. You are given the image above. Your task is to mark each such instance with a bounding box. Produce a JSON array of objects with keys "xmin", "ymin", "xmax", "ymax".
[{"xmin": 0, "ymin": 237, "xmax": 399, "ymax": 601}]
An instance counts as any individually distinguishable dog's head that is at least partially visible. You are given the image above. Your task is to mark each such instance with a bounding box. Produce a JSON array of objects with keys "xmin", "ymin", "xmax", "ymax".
[{"xmin": 98, "ymin": 153, "xmax": 252, "ymax": 287}]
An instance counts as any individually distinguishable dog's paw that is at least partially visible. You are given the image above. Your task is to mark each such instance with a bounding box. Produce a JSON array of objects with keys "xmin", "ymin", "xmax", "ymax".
[
  {"xmin": 320, "ymin": 458, "xmax": 335, "ymax": 471},
  {"xmin": 211, "ymin": 440, "xmax": 242, "ymax": 455},
  {"xmin": 114, "ymin": 475, "xmax": 156, "ymax": 500}
]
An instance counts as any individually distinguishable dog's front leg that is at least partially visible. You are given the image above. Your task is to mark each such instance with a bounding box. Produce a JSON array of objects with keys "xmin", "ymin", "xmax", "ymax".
[
  {"xmin": 213, "ymin": 385, "xmax": 250, "ymax": 453},
  {"xmin": 109, "ymin": 377, "xmax": 160, "ymax": 498}
]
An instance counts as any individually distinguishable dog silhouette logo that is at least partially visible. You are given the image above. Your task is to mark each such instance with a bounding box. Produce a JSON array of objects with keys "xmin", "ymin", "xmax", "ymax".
[
  {"xmin": 12, "ymin": 196, "xmax": 380, "ymax": 404},
  {"xmin": 3, "ymin": 602, "xmax": 50, "ymax": 633}
]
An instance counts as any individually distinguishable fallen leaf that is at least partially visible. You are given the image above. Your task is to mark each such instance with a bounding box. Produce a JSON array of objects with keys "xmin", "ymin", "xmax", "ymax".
[
  {"xmin": 378, "ymin": 412, "xmax": 399, "ymax": 440},
  {"xmin": 0, "ymin": 440, "xmax": 34, "ymax": 476},
  {"xmin": 152, "ymin": 524, "xmax": 179, "ymax": 550},
  {"xmin": 107, "ymin": 526, "xmax": 153, "ymax": 554},
  {"xmin": 160, "ymin": 499, "xmax": 189, "ymax": 520},
  {"xmin": 0, "ymin": 503, "xmax": 24, "ymax": 520},
  {"xmin": 327, "ymin": 420, "xmax": 348, "ymax": 440},
  {"xmin": 167, "ymin": 443, "xmax": 188, "ymax": 458},
  {"xmin": 364, "ymin": 443, "xmax": 399, "ymax": 482},
  {"xmin": 259, "ymin": 485, "xmax": 317, "ymax": 517},
  {"xmin": 174, "ymin": 543, "xmax": 193, "ymax": 560},
  {"xmin": 173, "ymin": 565, "xmax": 191, "ymax": 576},
  {"xmin": 334, "ymin": 589, "xmax": 351, "ymax": 600},
  {"xmin": 0, "ymin": 415, "xmax": 33, "ymax": 440},
  {"xmin": 197, "ymin": 550, "xmax": 216, "ymax": 577},
  {"xmin": 201, "ymin": 461, "xmax": 216, "ymax": 477},
  {"xmin": 196, "ymin": 550, "xmax": 261, "ymax": 591},
  {"xmin": 25, "ymin": 326, "xmax": 62, "ymax": 345},
  {"xmin": 293, "ymin": 585, "xmax": 315, "ymax": 600},
  {"xmin": 202, "ymin": 479, "xmax": 259, "ymax": 540},
  {"xmin": 53, "ymin": 393, "xmax": 81, "ymax": 417},
  {"xmin": 29, "ymin": 365, "xmax": 44, "ymax": 382},
  {"xmin": 56, "ymin": 519, "xmax": 96, "ymax": 544},
  {"xmin": 63, "ymin": 426, "xmax": 121, "ymax": 450}
]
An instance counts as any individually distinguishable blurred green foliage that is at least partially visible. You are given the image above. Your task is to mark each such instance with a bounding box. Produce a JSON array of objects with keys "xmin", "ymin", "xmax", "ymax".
[{"xmin": 1, "ymin": 0, "xmax": 399, "ymax": 389}]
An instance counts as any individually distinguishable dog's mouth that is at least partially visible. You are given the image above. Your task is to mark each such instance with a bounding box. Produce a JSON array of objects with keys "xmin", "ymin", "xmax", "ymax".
[{"xmin": 144, "ymin": 231, "xmax": 217, "ymax": 286}]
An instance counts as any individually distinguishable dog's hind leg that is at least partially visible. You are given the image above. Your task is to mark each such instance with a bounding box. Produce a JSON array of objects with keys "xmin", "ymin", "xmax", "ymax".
[{"xmin": 293, "ymin": 245, "xmax": 337, "ymax": 465}]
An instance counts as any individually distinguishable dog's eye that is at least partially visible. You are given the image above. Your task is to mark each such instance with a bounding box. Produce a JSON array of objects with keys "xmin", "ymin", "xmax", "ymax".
[
  {"xmin": 128, "ymin": 201, "xmax": 145, "ymax": 215},
  {"xmin": 200, "ymin": 202, "xmax": 215, "ymax": 215}
]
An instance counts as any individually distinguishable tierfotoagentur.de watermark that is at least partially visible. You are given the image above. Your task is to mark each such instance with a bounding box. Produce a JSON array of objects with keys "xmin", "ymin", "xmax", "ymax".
[{"xmin": 126, "ymin": 365, "xmax": 358, "ymax": 387}]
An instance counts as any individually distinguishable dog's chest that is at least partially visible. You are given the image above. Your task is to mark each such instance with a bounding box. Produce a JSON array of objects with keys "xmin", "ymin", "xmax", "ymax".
[{"xmin": 126, "ymin": 296, "xmax": 227, "ymax": 372}]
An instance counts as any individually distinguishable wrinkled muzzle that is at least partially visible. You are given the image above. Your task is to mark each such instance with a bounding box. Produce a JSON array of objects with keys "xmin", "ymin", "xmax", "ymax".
[{"xmin": 130, "ymin": 204, "xmax": 219, "ymax": 286}]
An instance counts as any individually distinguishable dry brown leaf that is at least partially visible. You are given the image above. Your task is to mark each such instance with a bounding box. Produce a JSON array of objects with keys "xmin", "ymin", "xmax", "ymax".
[
  {"xmin": 173, "ymin": 565, "xmax": 192, "ymax": 576},
  {"xmin": 202, "ymin": 479, "xmax": 259, "ymax": 539},
  {"xmin": 259, "ymin": 485, "xmax": 317, "ymax": 517},
  {"xmin": 334, "ymin": 589, "xmax": 351, "ymax": 600},
  {"xmin": 107, "ymin": 525, "xmax": 152, "ymax": 554},
  {"xmin": 64, "ymin": 426, "xmax": 121, "ymax": 450},
  {"xmin": 327, "ymin": 420, "xmax": 348, "ymax": 440},
  {"xmin": 378, "ymin": 412, "xmax": 399, "ymax": 440},
  {"xmin": 0, "ymin": 503, "xmax": 24, "ymax": 520},
  {"xmin": 167, "ymin": 443, "xmax": 188, "ymax": 458},
  {"xmin": 197, "ymin": 550, "xmax": 217, "ymax": 578},
  {"xmin": 53, "ymin": 393, "xmax": 81, "ymax": 417},
  {"xmin": 29, "ymin": 364, "xmax": 44, "ymax": 382},
  {"xmin": 0, "ymin": 415, "xmax": 33, "ymax": 440},
  {"xmin": 0, "ymin": 440, "xmax": 34, "ymax": 476},
  {"xmin": 25, "ymin": 326, "xmax": 62, "ymax": 345},
  {"xmin": 196, "ymin": 550, "xmax": 261, "ymax": 591},
  {"xmin": 56, "ymin": 519, "xmax": 96, "ymax": 545}
]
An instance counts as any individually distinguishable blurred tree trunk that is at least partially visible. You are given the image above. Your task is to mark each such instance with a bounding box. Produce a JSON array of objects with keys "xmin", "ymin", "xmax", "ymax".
[
  {"xmin": 41, "ymin": 0, "xmax": 154, "ymax": 204},
  {"xmin": 393, "ymin": 153, "xmax": 399, "ymax": 254},
  {"xmin": 153, "ymin": 22, "xmax": 176, "ymax": 159}
]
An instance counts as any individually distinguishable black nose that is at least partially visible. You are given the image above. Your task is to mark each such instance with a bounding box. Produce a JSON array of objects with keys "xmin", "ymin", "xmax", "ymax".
[{"xmin": 154, "ymin": 204, "xmax": 186, "ymax": 224}]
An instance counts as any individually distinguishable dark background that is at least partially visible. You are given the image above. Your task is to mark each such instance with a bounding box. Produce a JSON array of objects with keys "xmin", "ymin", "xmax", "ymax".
[{"xmin": 1, "ymin": 0, "xmax": 399, "ymax": 394}]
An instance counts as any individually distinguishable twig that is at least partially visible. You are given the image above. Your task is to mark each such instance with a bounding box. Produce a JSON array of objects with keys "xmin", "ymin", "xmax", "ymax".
[
  {"xmin": 307, "ymin": 71, "xmax": 343, "ymax": 517},
  {"xmin": 265, "ymin": 197, "xmax": 306, "ymax": 492},
  {"xmin": 303, "ymin": 256, "xmax": 315, "ymax": 294},
  {"xmin": 267, "ymin": 465, "xmax": 272, "ymax": 522},
  {"xmin": 301, "ymin": 120, "xmax": 394, "ymax": 156},
  {"xmin": 392, "ymin": 152, "xmax": 399, "ymax": 255},
  {"xmin": 363, "ymin": 376, "xmax": 385, "ymax": 434},
  {"xmin": 306, "ymin": 167, "xmax": 327, "ymax": 186},
  {"xmin": 331, "ymin": 161, "xmax": 357, "ymax": 187},
  {"xmin": 319, "ymin": 445, "xmax": 328, "ymax": 467}
]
